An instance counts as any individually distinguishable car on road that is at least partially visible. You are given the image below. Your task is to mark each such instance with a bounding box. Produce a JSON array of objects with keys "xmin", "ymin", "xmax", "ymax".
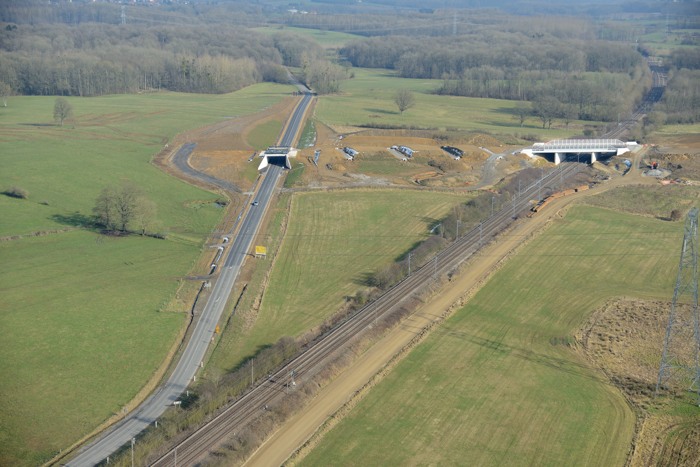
[{"xmin": 252, "ymin": 201, "xmax": 259, "ymax": 206}]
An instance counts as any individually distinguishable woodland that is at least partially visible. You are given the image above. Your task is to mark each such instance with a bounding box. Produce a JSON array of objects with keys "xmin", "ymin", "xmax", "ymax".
[{"xmin": 0, "ymin": 0, "xmax": 698, "ymax": 122}]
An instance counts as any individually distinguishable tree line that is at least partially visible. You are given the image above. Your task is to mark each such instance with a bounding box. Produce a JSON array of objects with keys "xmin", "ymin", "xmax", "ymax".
[
  {"xmin": 341, "ymin": 34, "xmax": 645, "ymax": 78},
  {"xmin": 659, "ymin": 69, "xmax": 700, "ymax": 124},
  {"xmin": 339, "ymin": 33, "xmax": 650, "ymax": 123},
  {"xmin": 0, "ymin": 23, "xmax": 326, "ymax": 96}
]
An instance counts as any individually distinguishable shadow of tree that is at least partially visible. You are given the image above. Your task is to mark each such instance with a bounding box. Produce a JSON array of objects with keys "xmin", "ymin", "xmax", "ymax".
[
  {"xmin": 365, "ymin": 107, "xmax": 398, "ymax": 115},
  {"xmin": 50, "ymin": 212, "xmax": 99, "ymax": 230},
  {"xmin": 352, "ymin": 271, "xmax": 377, "ymax": 287}
]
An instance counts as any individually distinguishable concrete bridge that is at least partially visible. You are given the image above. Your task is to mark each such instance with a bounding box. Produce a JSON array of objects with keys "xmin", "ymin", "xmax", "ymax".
[{"xmin": 522, "ymin": 139, "xmax": 636, "ymax": 164}]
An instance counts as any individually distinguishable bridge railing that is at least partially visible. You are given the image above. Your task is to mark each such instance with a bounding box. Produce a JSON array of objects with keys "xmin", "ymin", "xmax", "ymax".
[{"xmin": 534, "ymin": 139, "xmax": 625, "ymax": 152}]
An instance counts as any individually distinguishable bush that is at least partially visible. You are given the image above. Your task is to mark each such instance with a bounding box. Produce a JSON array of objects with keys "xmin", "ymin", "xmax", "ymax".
[{"xmin": 4, "ymin": 186, "xmax": 28, "ymax": 199}]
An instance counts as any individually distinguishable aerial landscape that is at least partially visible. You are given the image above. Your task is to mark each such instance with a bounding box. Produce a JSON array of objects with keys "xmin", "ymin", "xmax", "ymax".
[{"xmin": 1, "ymin": 0, "xmax": 700, "ymax": 465}]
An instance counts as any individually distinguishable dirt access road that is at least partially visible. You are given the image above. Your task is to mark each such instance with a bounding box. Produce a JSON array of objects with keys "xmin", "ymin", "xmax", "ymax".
[{"xmin": 244, "ymin": 150, "xmax": 656, "ymax": 466}]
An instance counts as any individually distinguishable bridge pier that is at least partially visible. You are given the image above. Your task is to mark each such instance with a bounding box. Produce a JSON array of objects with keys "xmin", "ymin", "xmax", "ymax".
[
  {"xmin": 554, "ymin": 152, "xmax": 562, "ymax": 165},
  {"xmin": 591, "ymin": 152, "xmax": 597, "ymax": 164}
]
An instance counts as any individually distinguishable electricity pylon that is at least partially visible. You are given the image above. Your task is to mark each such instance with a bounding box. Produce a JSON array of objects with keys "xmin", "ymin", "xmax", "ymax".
[{"xmin": 656, "ymin": 207, "xmax": 700, "ymax": 404}]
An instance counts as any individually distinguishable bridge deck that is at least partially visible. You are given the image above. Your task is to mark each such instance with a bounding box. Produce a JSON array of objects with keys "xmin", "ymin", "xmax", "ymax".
[{"xmin": 532, "ymin": 139, "xmax": 626, "ymax": 153}]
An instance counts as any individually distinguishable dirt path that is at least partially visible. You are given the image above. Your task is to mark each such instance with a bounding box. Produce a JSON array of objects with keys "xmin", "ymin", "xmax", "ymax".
[{"xmin": 245, "ymin": 149, "xmax": 656, "ymax": 466}]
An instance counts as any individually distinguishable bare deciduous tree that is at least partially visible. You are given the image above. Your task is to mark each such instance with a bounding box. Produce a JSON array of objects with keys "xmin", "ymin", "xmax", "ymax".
[
  {"xmin": 0, "ymin": 81, "xmax": 11, "ymax": 107},
  {"xmin": 93, "ymin": 182, "xmax": 157, "ymax": 233},
  {"xmin": 513, "ymin": 101, "xmax": 530, "ymax": 127},
  {"xmin": 53, "ymin": 97, "xmax": 73, "ymax": 126},
  {"xmin": 133, "ymin": 198, "xmax": 157, "ymax": 235},
  {"xmin": 394, "ymin": 89, "xmax": 416, "ymax": 115}
]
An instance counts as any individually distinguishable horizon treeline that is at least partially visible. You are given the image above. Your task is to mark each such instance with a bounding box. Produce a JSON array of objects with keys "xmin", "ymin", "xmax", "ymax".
[
  {"xmin": 0, "ymin": 23, "xmax": 327, "ymax": 95},
  {"xmin": 0, "ymin": 0, "xmax": 698, "ymax": 123}
]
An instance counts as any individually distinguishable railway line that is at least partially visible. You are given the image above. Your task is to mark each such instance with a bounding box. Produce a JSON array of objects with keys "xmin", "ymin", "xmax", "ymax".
[
  {"xmin": 605, "ymin": 67, "xmax": 666, "ymax": 140},
  {"xmin": 151, "ymin": 162, "xmax": 583, "ymax": 466},
  {"xmin": 151, "ymin": 61, "xmax": 664, "ymax": 466},
  {"xmin": 150, "ymin": 64, "xmax": 666, "ymax": 465}
]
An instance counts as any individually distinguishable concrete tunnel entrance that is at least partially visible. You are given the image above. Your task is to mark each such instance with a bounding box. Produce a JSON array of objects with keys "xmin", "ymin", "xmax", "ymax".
[{"xmin": 257, "ymin": 146, "xmax": 295, "ymax": 172}]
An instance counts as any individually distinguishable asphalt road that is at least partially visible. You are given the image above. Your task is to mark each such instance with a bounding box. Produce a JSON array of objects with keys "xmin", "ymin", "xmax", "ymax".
[
  {"xmin": 172, "ymin": 142, "xmax": 242, "ymax": 193},
  {"xmin": 66, "ymin": 90, "xmax": 312, "ymax": 466}
]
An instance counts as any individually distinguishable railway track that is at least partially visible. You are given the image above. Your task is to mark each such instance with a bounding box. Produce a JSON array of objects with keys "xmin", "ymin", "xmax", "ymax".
[
  {"xmin": 151, "ymin": 62, "xmax": 664, "ymax": 466},
  {"xmin": 151, "ymin": 162, "xmax": 583, "ymax": 466},
  {"xmin": 604, "ymin": 67, "xmax": 666, "ymax": 140}
]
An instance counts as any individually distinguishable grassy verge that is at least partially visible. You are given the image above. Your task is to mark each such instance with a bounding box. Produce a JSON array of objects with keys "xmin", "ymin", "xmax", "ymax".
[
  {"xmin": 298, "ymin": 119, "xmax": 317, "ymax": 148},
  {"xmin": 300, "ymin": 205, "xmax": 684, "ymax": 466},
  {"xmin": 247, "ymin": 119, "xmax": 284, "ymax": 150},
  {"xmin": 0, "ymin": 83, "xmax": 293, "ymax": 466},
  {"xmin": 284, "ymin": 162, "xmax": 306, "ymax": 188}
]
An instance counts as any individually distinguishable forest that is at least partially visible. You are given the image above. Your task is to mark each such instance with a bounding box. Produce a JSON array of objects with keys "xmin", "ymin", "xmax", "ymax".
[
  {"xmin": 0, "ymin": 0, "xmax": 699, "ymax": 122},
  {"xmin": 339, "ymin": 30, "xmax": 650, "ymax": 122},
  {"xmin": 0, "ymin": 23, "xmax": 329, "ymax": 96}
]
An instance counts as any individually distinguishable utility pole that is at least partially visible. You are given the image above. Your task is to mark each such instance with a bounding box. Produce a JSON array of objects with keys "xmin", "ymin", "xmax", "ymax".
[
  {"xmin": 131, "ymin": 438, "xmax": 135, "ymax": 467},
  {"xmin": 121, "ymin": 5, "xmax": 126, "ymax": 25},
  {"xmin": 408, "ymin": 251, "xmax": 412, "ymax": 276},
  {"xmin": 456, "ymin": 220, "xmax": 460, "ymax": 240},
  {"xmin": 479, "ymin": 222, "xmax": 483, "ymax": 245},
  {"xmin": 251, "ymin": 358, "xmax": 254, "ymax": 386},
  {"xmin": 491, "ymin": 196, "xmax": 496, "ymax": 217}
]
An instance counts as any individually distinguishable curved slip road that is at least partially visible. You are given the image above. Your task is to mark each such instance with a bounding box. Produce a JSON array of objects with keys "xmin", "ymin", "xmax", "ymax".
[{"xmin": 66, "ymin": 89, "xmax": 313, "ymax": 466}]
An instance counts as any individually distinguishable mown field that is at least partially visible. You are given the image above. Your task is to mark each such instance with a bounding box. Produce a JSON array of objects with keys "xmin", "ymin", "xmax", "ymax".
[
  {"xmin": 314, "ymin": 68, "xmax": 597, "ymax": 139},
  {"xmin": 209, "ymin": 189, "xmax": 470, "ymax": 372},
  {"xmin": 251, "ymin": 26, "xmax": 359, "ymax": 49},
  {"xmin": 0, "ymin": 83, "xmax": 294, "ymax": 466},
  {"xmin": 301, "ymin": 205, "xmax": 685, "ymax": 466}
]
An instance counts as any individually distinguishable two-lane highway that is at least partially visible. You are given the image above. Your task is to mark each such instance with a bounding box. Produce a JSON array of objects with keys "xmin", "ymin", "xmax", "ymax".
[{"xmin": 66, "ymin": 89, "xmax": 312, "ymax": 466}]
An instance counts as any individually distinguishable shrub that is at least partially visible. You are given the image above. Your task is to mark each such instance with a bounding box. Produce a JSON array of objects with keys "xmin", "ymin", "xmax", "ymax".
[{"xmin": 4, "ymin": 186, "xmax": 28, "ymax": 199}]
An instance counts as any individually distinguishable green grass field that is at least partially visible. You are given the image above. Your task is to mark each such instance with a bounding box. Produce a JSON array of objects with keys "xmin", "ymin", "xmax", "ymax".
[
  {"xmin": 314, "ymin": 68, "xmax": 595, "ymax": 139},
  {"xmin": 209, "ymin": 189, "xmax": 470, "ymax": 372},
  {"xmin": 301, "ymin": 205, "xmax": 684, "ymax": 466},
  {"xmin": 0, "ymin": 83, "xmax": 293, "ymax": 466},
  {"xmin": 247, "ymin": 119, "xmax": 284, "ymax": 150},
  {"xmin": 653, "ymin": 123, "xmax": 700, "ymax": 138},
  {"xmin": 251, "ymin": 26, "xmax": 360, "ymax": 49}
]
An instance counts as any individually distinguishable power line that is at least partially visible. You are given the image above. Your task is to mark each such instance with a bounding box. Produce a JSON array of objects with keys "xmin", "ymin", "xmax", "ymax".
[{"xmin": 656, "ymin": 207, "xmax": 700, "ymax": 405}]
